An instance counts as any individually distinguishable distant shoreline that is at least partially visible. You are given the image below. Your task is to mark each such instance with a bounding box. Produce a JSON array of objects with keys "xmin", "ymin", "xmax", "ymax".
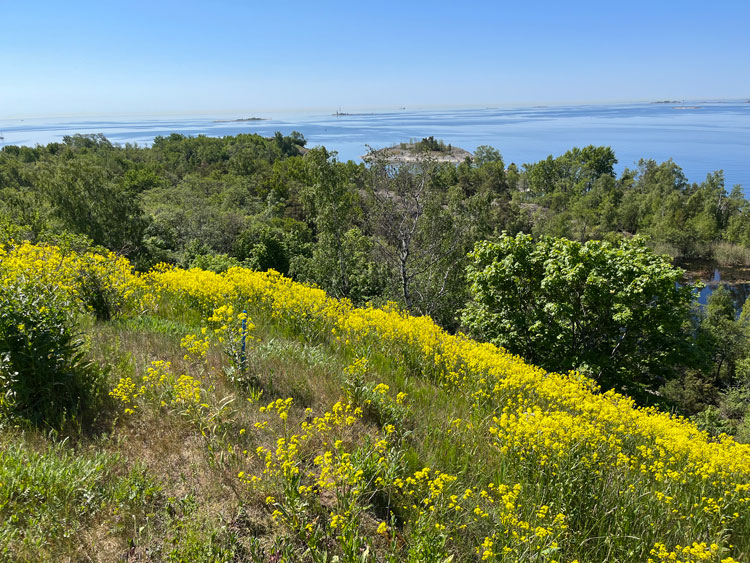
[{"xmin": 212, "ymin": 117, "xmax": 269, "ymax": 123}]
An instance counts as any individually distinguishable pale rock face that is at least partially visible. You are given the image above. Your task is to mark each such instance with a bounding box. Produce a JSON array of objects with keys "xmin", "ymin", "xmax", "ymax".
[{"xmin": 362, "ymin": 144, "xmax": 473, "ymax": 164}]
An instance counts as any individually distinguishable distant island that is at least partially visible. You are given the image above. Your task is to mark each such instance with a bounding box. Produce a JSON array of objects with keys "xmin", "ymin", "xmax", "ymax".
[
  {"xmin": 333, "ymin": 110, "xmax": 376, "ymax": 117},
  {"xmin": 363, "ymin": 136, "xmax": 472, "ymax": 164},
  {"xmin": 212, "ymin": 117, "xmax": 269, "ymax": 123},
  {"xmin": 651, "ymin": 100, "xmax": 682, "ymax": 104}
]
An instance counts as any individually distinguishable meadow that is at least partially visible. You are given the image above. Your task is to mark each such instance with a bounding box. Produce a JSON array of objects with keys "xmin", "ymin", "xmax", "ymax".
[{"xmin": 1, "ymin": 241, "xmax": 749, "ymax": 562}]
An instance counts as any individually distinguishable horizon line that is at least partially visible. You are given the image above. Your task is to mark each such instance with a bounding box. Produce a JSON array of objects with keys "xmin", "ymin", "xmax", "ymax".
[{"xmin": 2, "ymin": 97, "xmax": 749, "ymax": 122}]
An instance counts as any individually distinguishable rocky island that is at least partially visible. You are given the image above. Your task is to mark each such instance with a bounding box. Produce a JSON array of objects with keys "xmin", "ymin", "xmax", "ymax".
[
  {"xmin": 212, "ymin": 117, "xmax": 269, "ymax": 123},
  {"xmin": 363, "ymin": 136, "xmax": 472, "ymax": 163}
]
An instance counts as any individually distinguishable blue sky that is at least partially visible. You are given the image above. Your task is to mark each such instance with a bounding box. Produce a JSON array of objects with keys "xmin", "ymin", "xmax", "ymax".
[{"xmin": 2, "ymin": 0, "xmax": 749, "ymax": 117}]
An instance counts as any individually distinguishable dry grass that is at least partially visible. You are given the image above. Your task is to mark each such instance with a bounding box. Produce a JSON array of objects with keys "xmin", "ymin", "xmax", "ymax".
[
  {"xmin": 713, "ymin": 240, "xmax": 750, "ymax": 266},
  {"xmin": 53, "ymin": 313, "xmax": 362, "ymax": 560}
]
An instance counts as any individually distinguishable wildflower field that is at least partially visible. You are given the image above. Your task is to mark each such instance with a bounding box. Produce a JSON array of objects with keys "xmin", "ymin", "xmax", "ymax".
[{"xmin": 1, "ymin": 241, "xmax": 749, "ymax": 562}]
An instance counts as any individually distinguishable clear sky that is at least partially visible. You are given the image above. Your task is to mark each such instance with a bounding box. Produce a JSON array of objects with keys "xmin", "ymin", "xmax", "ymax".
[{"xmin": 2, "ymin": 0, "xmax": 749, "ymax": 117}]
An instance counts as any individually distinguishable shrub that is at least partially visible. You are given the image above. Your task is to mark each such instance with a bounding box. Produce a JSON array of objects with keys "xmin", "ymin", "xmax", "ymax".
[
  {"xmin": 660, "ymin": 373, "xmax": 719, "ymax": 415},
  {"xmin": 0, "ymin": 279, "xmax": 105, "ymax": 426},
  {"xmin": 690, "ymin": 405, "xmax": 734, "ymax": 437},
  {"xmin": 189, "ymin": 252, "xmax": 243, "ymax": 274},
  {"xmin": 462, "ymin": 234, "xmax": 697, "ymax": 393}
]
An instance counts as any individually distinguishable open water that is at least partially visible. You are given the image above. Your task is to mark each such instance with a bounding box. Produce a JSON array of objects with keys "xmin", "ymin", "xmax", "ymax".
[{"xmin": 1, "ymin": 100, "xmax": 749, "ymax": 192}]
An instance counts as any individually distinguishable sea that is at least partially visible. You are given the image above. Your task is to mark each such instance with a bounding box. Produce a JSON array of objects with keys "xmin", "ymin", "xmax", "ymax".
[{"xmin": 1, "ymin": 100, "xmax": 749, "ymax": 193}]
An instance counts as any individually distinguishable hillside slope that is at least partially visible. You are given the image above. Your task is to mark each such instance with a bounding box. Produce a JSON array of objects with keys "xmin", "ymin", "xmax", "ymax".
[{"xmin": 1, "ymin": 242, "xmax": 749, "ymax": 562}]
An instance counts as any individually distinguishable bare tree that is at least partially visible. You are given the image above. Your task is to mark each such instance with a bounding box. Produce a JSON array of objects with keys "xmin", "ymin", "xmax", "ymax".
[{"xmin": 365, "ymin": 152, "xmax": 463, "ymax": 322}]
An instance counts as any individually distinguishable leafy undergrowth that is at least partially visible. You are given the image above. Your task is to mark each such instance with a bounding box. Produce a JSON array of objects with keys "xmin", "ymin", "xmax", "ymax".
[{"xmin": 1, "ymin": 241, "xmax": 750, "ymax": 562}]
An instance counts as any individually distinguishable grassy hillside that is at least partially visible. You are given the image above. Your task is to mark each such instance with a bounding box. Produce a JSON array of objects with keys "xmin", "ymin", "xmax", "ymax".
[{"xmin": 1, "ymin": 241, "xmax": 749, "ymax": 562}]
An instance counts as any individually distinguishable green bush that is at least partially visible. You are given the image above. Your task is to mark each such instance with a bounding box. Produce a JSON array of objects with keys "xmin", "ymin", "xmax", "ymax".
[
  {"xmin": 189, "ymin": 252, "xmax": 243, "ymax": 274},
  {"xmin": 660, "ymin": 372, "xmax": 719, "ymax": 415},
  {"xmin": 462, "ymin": 234, "xmax": 697, "ymax": 394},
  {"xmin": 690, "ymin": 405, "xmax": 734, "ymax": 437},
  {"xmin": 0, "ymin": 280, "xmax": 106, "ymax": 426}
]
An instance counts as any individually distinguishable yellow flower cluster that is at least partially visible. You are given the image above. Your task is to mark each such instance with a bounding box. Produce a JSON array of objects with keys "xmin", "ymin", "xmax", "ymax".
[
  {"xmin": 0, "ymin": 241, "xmax": 150, "ymax": 315},
  {"xmin": 648, "ymin": 541, "xmax": 739, "ymax": 563},
  {"xmin": 180, "ymin": 329, "xmax": 210, "ymax": 360},
  {"xmin": 260, "ymin": 398, "xmax": 293, "ymax": 422},
  {"xmin": 110, "ymin": 360, "xmax": 203, "ymax": 415},
  {"xmin": 251, "ymin": 399, "xmax": 362, "ymax": 486},
  {"xmin": 173, "ymin": 374, "xmax": 202, "ymax": 405},
  {"xmin": 145, "ymin": 264, "xmax": 236, "ymax": 314},
  {"xmin": 208, "ymin": 305, "xmax": 254, "ymax": 341}
]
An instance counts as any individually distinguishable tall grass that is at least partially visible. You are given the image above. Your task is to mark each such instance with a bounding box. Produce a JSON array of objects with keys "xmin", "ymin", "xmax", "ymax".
[
  {"xmin": 712, "ymin": 240, "xmax": 750, "ymax": 266},
  {"xmin": 0, "ymin": 436, "xmax": 159, "ymax": 560}
]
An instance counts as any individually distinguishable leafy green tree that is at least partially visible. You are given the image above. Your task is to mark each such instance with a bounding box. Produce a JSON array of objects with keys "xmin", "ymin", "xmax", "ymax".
[
  {"xmin": 40, "ymin": 156, "xmax": 148, "ymax": 257},
  {"xmin": 473, "ymin": 145, "xmax": 503, "ymax": 167},
  {"xmin": 701, "ymin": 285, "xmax": 747, "ymax": 383},
  {"xmin": 675, "ymin": 290, "xmax": 750, "ymax": 439},
  {"xmin": 462, "ymin": 234, "xmax": 697, "ymax": 394},
  {"xmin": 294, "ymin": 227, "xmax": 387, "ymax": 304},
  {"xmin": 524, "ymin": 145, "xmax": 616, "ymax": 199},
  {"xmin": 293, "ymin": 148, "xmax": 383, "ymax": 301},
  {"xmin": 234, "ymin": 222, "xmax": 291, "ymax": 274}
]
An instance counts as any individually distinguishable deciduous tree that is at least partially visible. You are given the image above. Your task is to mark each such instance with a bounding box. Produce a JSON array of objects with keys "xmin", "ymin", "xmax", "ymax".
[{"xmin": 462, "ymin": 234, "xmax": 697, "ymax": 394}]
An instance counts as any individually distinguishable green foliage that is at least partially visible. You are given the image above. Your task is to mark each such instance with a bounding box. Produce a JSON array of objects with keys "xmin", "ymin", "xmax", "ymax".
[
  {"xmin": 660, "ymin": 373, "xmax": 719, "ymax": 415},
  {"xmin": 273, "ymin": 130, "xmax": 307, "ymax": 157},
  {"xmin": 292, "ymin": 148, "xmax": 381, "ymax": 300},
  {"xmin": 413, "ymin": 136, "xmax": 450, "ymax": 152},
  {"xmin": 189, "ymin": 252, "xmax": 244, "ymax": 274},
  {"xmin": 518, "ymin": 152, "xmax": 750, "ymax": 265},
  {"xmin": 665, "ymin": 288, "xmax": 750, "ymax": 439},
  {"xmin": 689, "ymin": 405, "xmax": 735, "ymax": 437},
  {"xmin": 0, "ymin": 435, "xmax": 163, "ymax": 560},
  {"xmin": 702, "ymin": 285, "xmax": 747, "ymax": 382},
  {"xmin": 40, "ymin": 154, "xmax": 149, "ymax": 257},
  {"xmin": 365, "ymin": 156, "xmax": 493, "ymax": 328},
  {"xmin": 462, "ymin": 234, "xmax": 697, "ymax": 393},
  {"xmin": 524, "ymin": 145, "xmax": 616, "ymax": 198},
  {"xmin": 296, "ymin": 226, "xmax": 387, "ymax": 303},
  {"xmin": 234, "ymin": 221, "xmax": 293, "ymax": 275},
  {"xmin": 0, "ymin": 280, "xmax": 106, "ymax": 426},
  {"xmin": 473, "ymin": 145, "xmax": 503, "ymax": 167}
]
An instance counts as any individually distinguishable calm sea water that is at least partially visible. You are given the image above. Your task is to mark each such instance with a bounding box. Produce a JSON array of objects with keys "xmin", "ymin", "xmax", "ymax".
[{"xmin": 1, "ymin": 101, "xmax": 749, "ymax": 192}]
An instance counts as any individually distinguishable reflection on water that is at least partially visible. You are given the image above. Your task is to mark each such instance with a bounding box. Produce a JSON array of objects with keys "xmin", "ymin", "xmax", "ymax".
[{"xmin": 684, "ymin": 262, "xmax": 750, "ymax": 312}]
